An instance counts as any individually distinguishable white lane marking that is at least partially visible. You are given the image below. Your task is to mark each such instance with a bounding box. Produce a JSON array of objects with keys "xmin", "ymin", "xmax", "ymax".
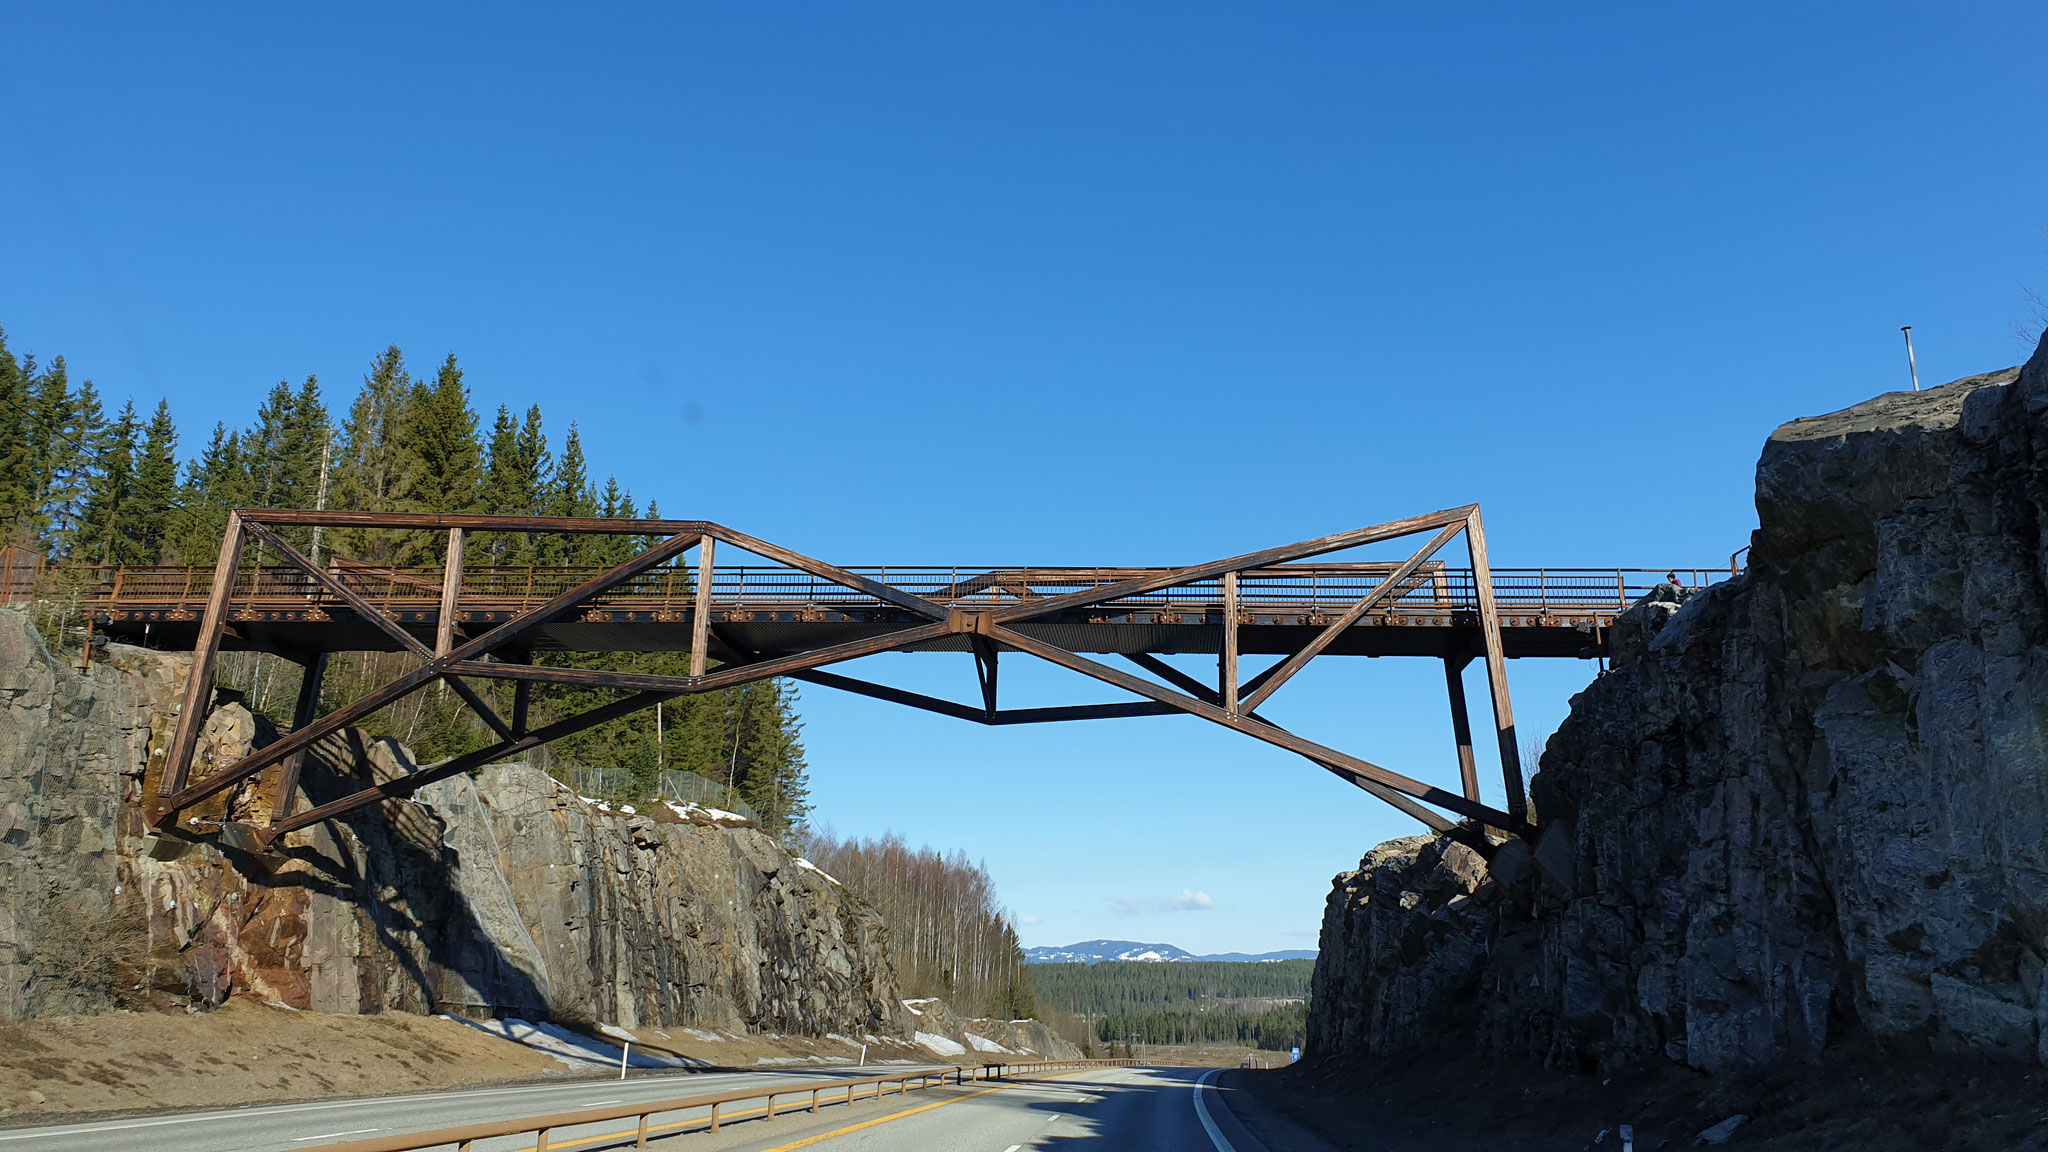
[
  {"xmin": 295, "ymin": 1130, "xmax": 381, "ymax": 1141},
  {"xmin": 579, "ymin": 1099, "xmax": 623, "ymax": 1106},
  {"xmin": 1193, "ymin": 1069, "xmax": 1237, "ymax": 1152},
  {"xmin": 1004, "ymin": 1145, "xmax": 1022, "ymax": 1151}
]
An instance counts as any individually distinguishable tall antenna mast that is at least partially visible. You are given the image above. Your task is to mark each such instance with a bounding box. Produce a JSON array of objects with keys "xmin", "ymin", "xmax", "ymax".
[{"xmin": 1901, "ymin": 326, "xmax": 1921, "ymax": 391}]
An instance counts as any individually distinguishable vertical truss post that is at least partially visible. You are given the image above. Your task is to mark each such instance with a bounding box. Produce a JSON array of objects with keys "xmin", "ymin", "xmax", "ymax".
[
  {"xmin": 159, "ymin": 511, "xmax": 246, "ymax": 802},
  {"xmin": 267, "ymin": 651, "xmax": 328, "ymax": 827},
  {"xmin": 690, "ymin": 537, "xmax": 715, "ymax": 678},
  {"xmin": 435, "ymin": 527, "xmax": 466, "ymax": 657},
  {"xmin": 1220, "ymin": 570, "xmax": 1240, "ymax": 717},
  {"xmin": 971, "ymin": 637, "xmax": 999, "ymax": 720},
  {"xmin": 1443, "ymin": 654, "xmax": 1480, "ymax": 803},
  {"xmin": 512, "ymin": 678, "xmax": 531, "ymax": 737},
  {"xmin": 1464, "ymin": 508, "xmax": 1527, "ymax": 819}
]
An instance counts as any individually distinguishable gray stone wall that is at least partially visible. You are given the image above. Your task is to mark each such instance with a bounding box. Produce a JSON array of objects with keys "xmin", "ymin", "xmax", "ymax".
[
  {"xmin": 0, "ymin": 612, "xmax": 913, "ymax": 1041},
  {"xmin": 1308, "ymin": 348, "xmax": 2048, "ymax": 1074}
]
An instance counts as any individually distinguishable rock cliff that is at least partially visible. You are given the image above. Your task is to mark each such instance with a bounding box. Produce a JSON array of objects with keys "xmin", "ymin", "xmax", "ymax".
[
  {"xmin": 1308, "ymin": 348, "xmax": 2048, "ymax": 1075},
  {"xmin": 0, "ymin": 614, "xmax": 915, "ymax": 1041}
]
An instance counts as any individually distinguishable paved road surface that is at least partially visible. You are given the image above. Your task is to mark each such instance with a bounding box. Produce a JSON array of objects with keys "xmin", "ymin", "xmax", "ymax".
[
  {"xmin": 0, "ymin": 1063, "xmax": 1303, "ymax": 1151},
  {"xmin": 0, "ymin": 1065, "xmax": 945, "ymax": 1152}
]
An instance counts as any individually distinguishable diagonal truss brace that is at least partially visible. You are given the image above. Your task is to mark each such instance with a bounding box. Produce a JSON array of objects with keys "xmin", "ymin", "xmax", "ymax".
[{"xmin": 146, "ymin": 505, "xmax": 1534, "ymax": 850}]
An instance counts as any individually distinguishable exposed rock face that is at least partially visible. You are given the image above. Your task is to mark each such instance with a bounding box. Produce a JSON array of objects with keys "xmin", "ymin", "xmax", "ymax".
[
  {"xmin": 1309, "ymin": 352, "xmax": 2048, "ymax": 1074},
  {"xmin": 0, "ymin": 612, "xmax": 913, "ymax": 1040}
]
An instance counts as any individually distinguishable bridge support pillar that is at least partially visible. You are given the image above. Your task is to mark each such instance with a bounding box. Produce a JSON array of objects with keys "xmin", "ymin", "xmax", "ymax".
[{"xmin": 1443, "ymin": 654, "xmax": 1480, "ymax": 803}]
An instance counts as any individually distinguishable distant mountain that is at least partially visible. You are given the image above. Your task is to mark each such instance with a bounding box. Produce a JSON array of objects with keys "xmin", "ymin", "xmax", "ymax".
[{"xmin": 1022, "ymin": 939, "xmax": 1316, "ymax": 964}]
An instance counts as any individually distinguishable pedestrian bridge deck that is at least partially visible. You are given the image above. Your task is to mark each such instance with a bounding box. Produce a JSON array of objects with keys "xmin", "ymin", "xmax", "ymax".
[{"xmin": 84, "ymin": 561, "xmax": 1714, "ymax": 660}]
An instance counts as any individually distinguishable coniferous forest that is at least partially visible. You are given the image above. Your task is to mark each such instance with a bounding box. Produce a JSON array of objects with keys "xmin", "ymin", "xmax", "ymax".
[
  {"xmin": 1028, "ymin": 960, "xmax": 1312, "ymax": 1052},
  {"xmin": 0, "ymin": 327, "xmax": 810, "ymax": 834}
]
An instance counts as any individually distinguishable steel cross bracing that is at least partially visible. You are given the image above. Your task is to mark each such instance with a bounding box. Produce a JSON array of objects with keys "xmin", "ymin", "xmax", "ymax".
[{"xmin": 105, "ymin": 506, "xmax": 1711, "ymax": 855}]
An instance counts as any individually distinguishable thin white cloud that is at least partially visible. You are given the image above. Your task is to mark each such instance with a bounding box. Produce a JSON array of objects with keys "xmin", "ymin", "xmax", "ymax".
[
  {"xmin": 1019, "ymin": 915, "xmax": 1043, "ymax": 926},
  {"xmin": 1105, "ymin": 889, "xmax": 1215, "ymax": 916}
]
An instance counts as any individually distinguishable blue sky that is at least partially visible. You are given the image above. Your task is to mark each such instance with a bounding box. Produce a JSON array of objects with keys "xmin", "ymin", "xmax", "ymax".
[{"xmin": 5, "ymin": 4, "xmax": 2045, "ymax": 954}]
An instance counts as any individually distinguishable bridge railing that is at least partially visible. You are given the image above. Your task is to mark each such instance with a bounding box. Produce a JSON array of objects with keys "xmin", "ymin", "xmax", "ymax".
[{"xmin": 76, "ymin": 563, "xmax": 1730, "ymax": 618}]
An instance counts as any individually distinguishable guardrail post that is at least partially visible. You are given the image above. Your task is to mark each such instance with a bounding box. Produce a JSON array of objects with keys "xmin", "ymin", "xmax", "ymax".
[
  {"xmin": 709, "ymin": 1101, "xmax": 719, "ymax": 1133},
  {"xmin": 811, "ymin": 1087, "xmax": 820, "ymax": 1113},
  {"xmin": 635, "ymin": 1113, "xmax": 648, "ymax": 1149},
  {"xmin": 766, "ymin": 1092, "xmax": 775, "ymax": 1121},
  {"xmin": 534, "ymin": 1127, "xmax": 550, "ymax": 1152}
]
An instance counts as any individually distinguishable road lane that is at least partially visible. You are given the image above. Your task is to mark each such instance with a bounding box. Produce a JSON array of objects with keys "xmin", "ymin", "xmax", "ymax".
[
  {"xmin": 718, "ymin": 1065, "xmax": 1287, "ymax": 1152},
  {"xmin": 0, "ymin": 1064, "xmax": 951, "ymax": 1152}
]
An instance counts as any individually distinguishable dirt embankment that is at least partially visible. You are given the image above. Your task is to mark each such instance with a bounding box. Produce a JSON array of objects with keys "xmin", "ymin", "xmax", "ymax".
[{"xmin": 0, "ymin": 999, "xmax": 559, "ymax": 1120}]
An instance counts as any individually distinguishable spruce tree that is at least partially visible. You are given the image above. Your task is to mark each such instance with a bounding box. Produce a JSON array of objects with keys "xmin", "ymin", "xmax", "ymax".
[
  {"xmin": 332, "ymin": 346, "xmax": 413, "ymax": 561},
  {"xmin": 76, "ymin": 400, "xmax": 137, "ymax": 565},
  {"xmin": 541, "ymin": 422, "xmax": 597, "ymax": 562},
  {"xmin": 0, "ymin": 328, "xmax": 32, "ymax": 537},
  {"xmin": 121, "ymin": 400, "xmax": 181, "ymax": 565},
  {"xmin": 170, "ymin": 423, "xmax": 248, "ymax": 563},
  {"xmin": 405, "ymin": 354, "xmax": 483, "ymax": 517}
]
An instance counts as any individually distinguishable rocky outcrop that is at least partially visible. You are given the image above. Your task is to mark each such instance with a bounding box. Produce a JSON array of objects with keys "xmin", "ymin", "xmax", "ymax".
[
  {"xmin": 0, "ymin": 611, "xmax": 915, "ymax": 1040},
  {"xmin": 1309, "ymin": 351, "xmax": 2048, "ymax": 1075}
]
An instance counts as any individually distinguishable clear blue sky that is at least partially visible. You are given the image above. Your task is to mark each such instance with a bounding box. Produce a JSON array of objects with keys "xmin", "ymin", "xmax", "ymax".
[{"xmin": 5, "ymin": 4, "xmax": 2045, "ymax": 955}]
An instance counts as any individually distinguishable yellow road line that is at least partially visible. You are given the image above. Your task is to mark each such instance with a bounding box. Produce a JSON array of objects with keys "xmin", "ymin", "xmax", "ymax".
[
  {"xmin": 536, "ymin": 1071, "xmax": 1091, "ymax": 1152},
  {"xmin": 758, "ymin": 1070, "xmax": 1096, "ymax": 1152}
]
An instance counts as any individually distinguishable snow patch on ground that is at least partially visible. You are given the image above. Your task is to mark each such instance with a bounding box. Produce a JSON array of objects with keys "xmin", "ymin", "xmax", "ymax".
[
  {"xmin": 662, "ymin": 800, "xmax": 753, "ymax": 826},
  {"xmin": 442, "ymin": 1017, "xmax": 698, "ymax": 1069},
  {"xmin": 682, "ymin": 1027, "xmax": 724, "ymax": 1043},
  {"xmin": 965, "ymin": 1032, "xmax": 1012, "ymax": 1053},
  {"xmin": 915, "ymin": 1031, "xmax": 967, "ymax": 1056},
  {"xmin": 793, "ymin": 857, "xmax": 841, "ymax": 885},
  {"xmin": 902, "ymin": 998, "xmax": 938, "ymax": 1016}
]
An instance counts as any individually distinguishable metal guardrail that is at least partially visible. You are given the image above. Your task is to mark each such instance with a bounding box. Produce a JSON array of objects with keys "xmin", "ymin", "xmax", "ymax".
[
  {"xmin": 298, "ymin": 1058, "xmax": 1135, "ymax": 1152},
  {"xmin": 77, "ymin": 562, "xmax": 1731, "ymax": 618}
]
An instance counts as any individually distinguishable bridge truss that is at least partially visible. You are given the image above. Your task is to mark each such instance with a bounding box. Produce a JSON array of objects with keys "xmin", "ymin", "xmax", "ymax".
[{"xmin": 107, "ymin": 505, "xmax": 1680, "ymax": 854}]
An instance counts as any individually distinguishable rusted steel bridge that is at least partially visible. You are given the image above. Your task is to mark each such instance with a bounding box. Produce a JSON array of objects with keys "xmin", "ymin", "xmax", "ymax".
[{"xmin": 84, "ymin": 506, "xmax": 1726, "ymax": 856}]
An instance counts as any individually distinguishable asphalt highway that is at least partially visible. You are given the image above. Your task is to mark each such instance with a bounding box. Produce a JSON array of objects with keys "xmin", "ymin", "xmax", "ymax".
[
  {"xmin": 0, "ymin": 1065, "xmax": 947, "ymax": 1152},
  {"xmin": 0, "ymin": 1064, "xmax": 1304, "ymax": 1152}
]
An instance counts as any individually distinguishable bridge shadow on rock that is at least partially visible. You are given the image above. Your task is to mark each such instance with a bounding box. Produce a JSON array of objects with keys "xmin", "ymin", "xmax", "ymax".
[{"xmin": 249, "ymin": 726, "xmax": 552, "ymax": 1022}]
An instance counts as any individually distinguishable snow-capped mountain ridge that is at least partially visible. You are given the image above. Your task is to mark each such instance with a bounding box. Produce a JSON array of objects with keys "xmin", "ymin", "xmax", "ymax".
[{"xmin": 1022, "ymin": 939, "xmax": 1316, "ymax": 964}]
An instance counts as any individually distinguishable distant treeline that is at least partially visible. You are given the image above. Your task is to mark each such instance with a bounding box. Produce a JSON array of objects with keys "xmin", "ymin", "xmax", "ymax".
[
  {"xmin": 799, "ymin": 830, "xmax": 1035, "ymax": 1021},
  {"xmin": 0, "ymin": 328, "xmax": 807, "ymax": 833},
  {"xmin": 1029, "ymin": 959, "xmax": 1313, "ymax": 1013},
  {"xmin": 1029, "ymin": 960, "xmax": 1312, "ymax": 1053}
]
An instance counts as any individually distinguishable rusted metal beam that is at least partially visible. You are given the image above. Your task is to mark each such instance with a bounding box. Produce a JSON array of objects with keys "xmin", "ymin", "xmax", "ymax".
[
  {"xmin": 1238, "ymin": 521, "xmax": 1467, "ymax": 714},
  {"xmin": 689, "ymin": 537, "xmax": 714, "ymax": 678},
  {"xmin": 990, "ymin": 505, "xmax": 1476, "ymax": 624},
  {"xmin": 240, "ymin": 521, "xmax": 511, "ymax": 741},
  {"xmin": 1221, "ymin": 570, "xmax": 1239, "ymax": 717},
  {"xmin": 1464, "ymin": 508, "xmax": 1527, "ymax": 819},
  {"xmin": 264, "ymin": 688, "xmax": 682, "ymax": 840},
  {"xmin": 1444, "ymin": 654, "xmax": 1480, "ymax": 803},
  {"xmin": 160, "ymin": 511, "xmax": 245, "ymax": 798},
  {"xmin": 1118, "ymin": 654, "xmax": 1455, "ymax": 833},
  {"xmin": 239, "ymin": 509, "xmax": 716, "ymax": 536},
  {"xmin": 988, "ymin": 623, "xmax": 1522, "ymax": 830},
  {"xmin": 265, "ymin": 651, "xmax": 328, "ymax": 827},
  {"xmin": 971, "ymin": 637, "xmax": 999, "ymax": 719},
  {"xmin": 786, "ymin": 669, "xmax": 989, "ymax": 723},
  {"xmin": 435, "ymin": 528, "xmax": 465, "ymax": 658},
  {"xmin": 705, "ymin": 524, "xmax": 950, "ymax": 622}
]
